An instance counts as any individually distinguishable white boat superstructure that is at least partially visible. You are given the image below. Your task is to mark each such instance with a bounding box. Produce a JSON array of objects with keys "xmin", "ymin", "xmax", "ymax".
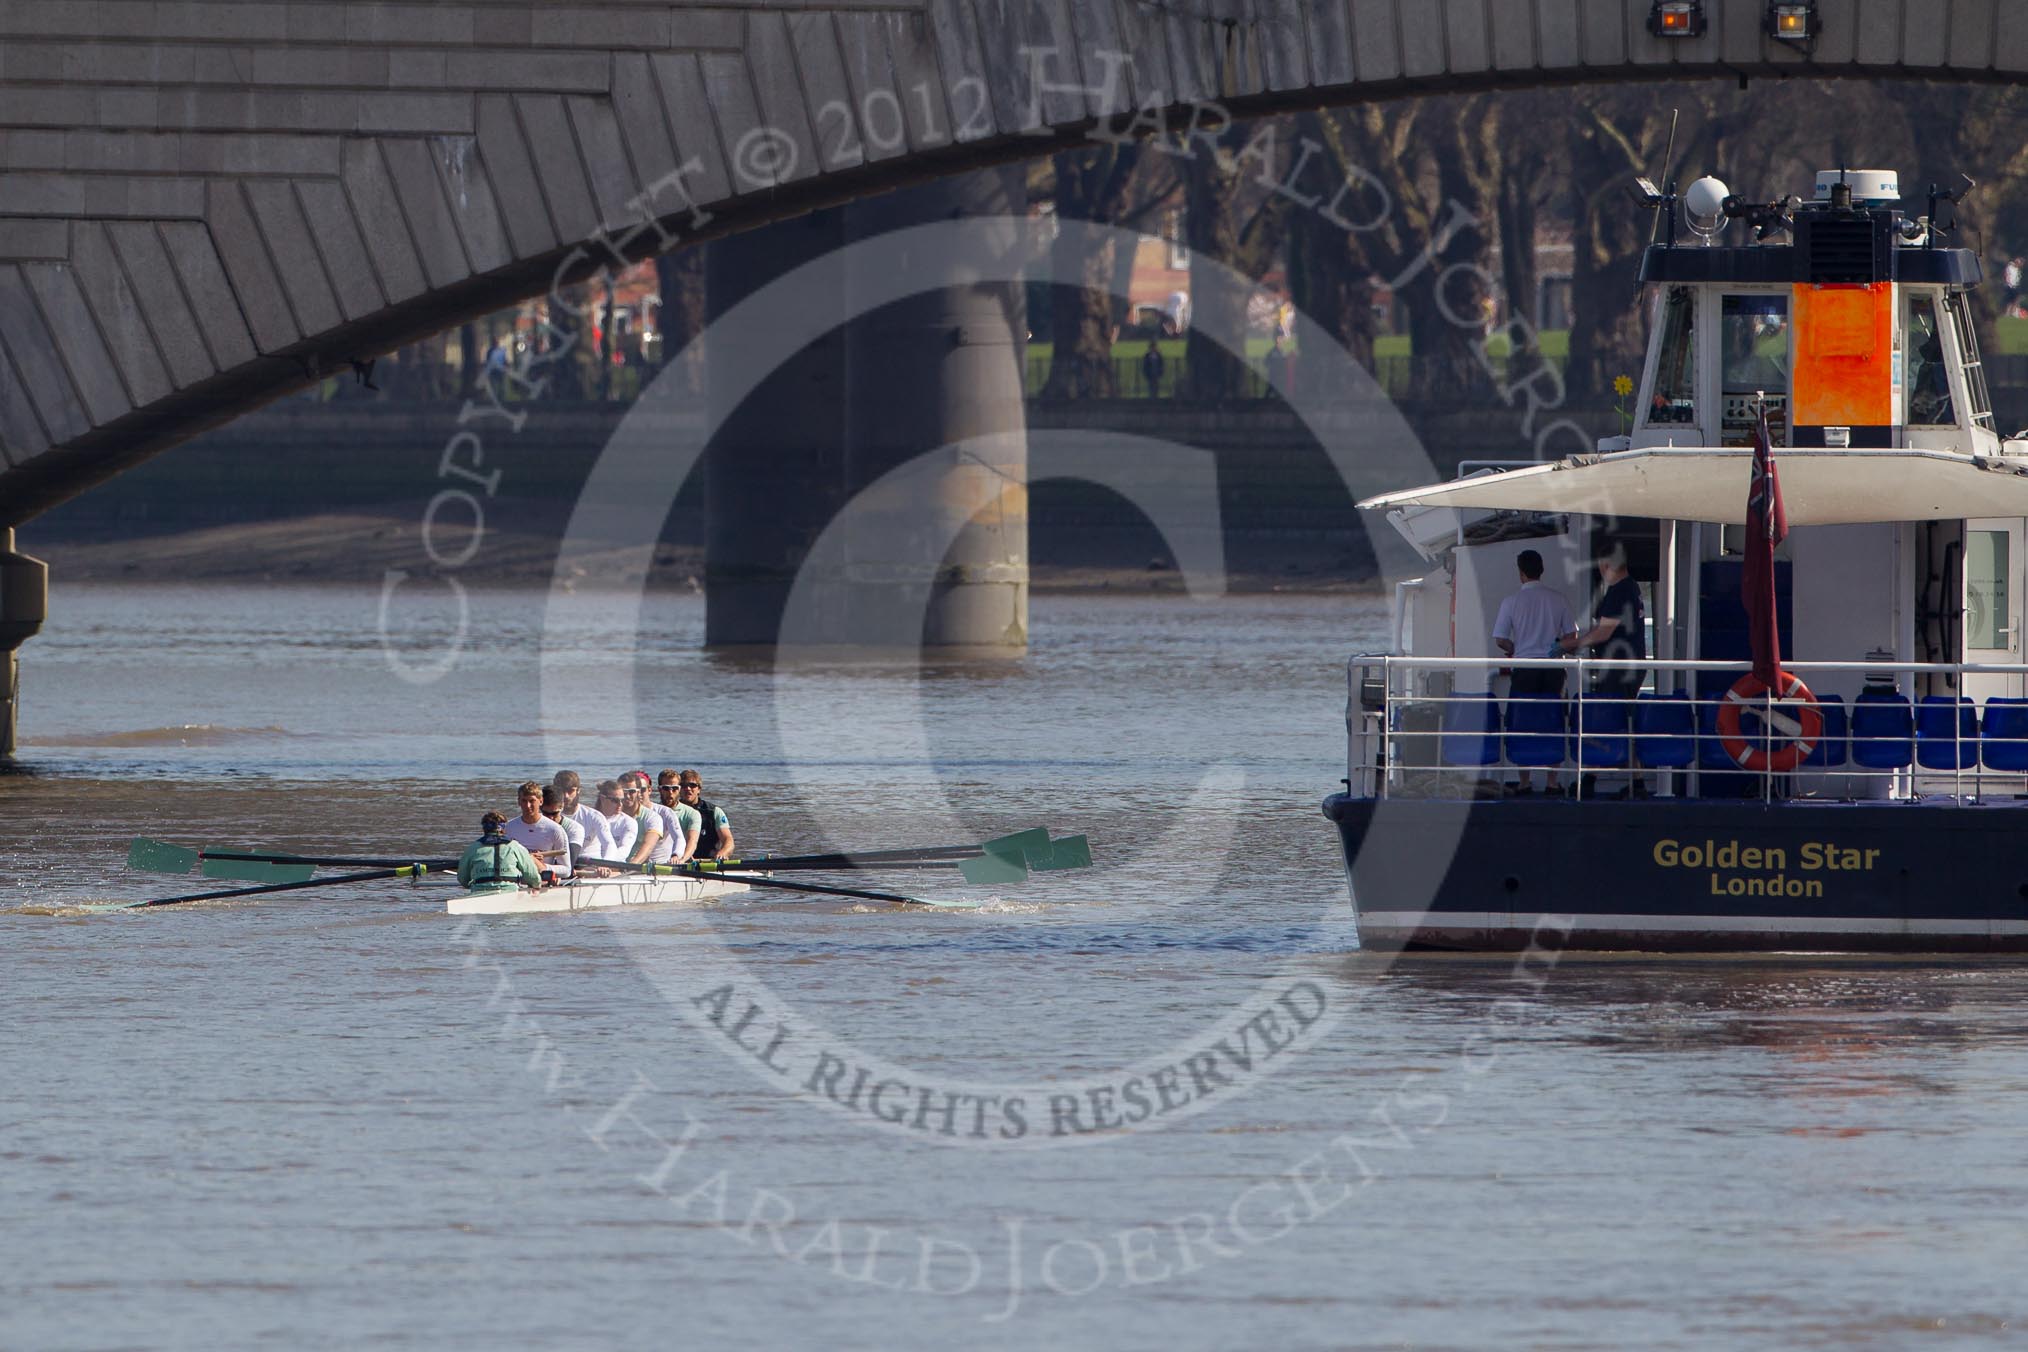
[{"xmin": 446, "ymin": 872, "xmax": 753, "ymax": 916}]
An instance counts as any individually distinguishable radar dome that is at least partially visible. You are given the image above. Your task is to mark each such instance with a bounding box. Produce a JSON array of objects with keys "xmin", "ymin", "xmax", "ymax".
[
  {"xmin": 1814, "ymin": 170, "xmax": 1899, "ymax": 204},
  {"xmin": 1684, "ymin": 176, "xmax": 1730, "ymax": 237}
]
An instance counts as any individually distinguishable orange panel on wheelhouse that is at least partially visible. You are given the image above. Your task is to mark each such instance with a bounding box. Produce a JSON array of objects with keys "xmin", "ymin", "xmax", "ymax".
[{"xmin": 1792, "ymin": 282, "xmax": 1893, "ymax": 439}]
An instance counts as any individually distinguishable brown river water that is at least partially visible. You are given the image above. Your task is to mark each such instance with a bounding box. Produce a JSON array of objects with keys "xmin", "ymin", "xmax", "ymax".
[{"xmin": 5, "ymin": 584, "xmax": 2027, "ymax": 1350}]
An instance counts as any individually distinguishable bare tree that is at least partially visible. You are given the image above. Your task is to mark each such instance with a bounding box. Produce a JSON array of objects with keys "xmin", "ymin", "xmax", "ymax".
[
  {"xmin": 1563, "ymin": 91, "xmax": 1680, "ymax": 404},
  {"xmin": 1041, "ymin": 143, "xmax": 1176, "ymax": 399},
  {"xmin": 1303, "ymin": 99, "xmax": 1502, "ymax": 403},
  {"xmin": 1282, "ymin": 112, "xmax": 1381, "ymax": 373},
  {"xmin": 1180, "ymin": 120, "xmax": 1294, "ymax": 401},
  {"xmin": 1493, "ymin": 92, "xmax": 1564, "ymax": 386}
]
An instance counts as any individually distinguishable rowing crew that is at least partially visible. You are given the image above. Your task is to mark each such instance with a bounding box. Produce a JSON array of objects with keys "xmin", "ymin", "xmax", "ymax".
[{"xmin": 456, "ymin": 768, "xmax": 737, "ymax": 894}]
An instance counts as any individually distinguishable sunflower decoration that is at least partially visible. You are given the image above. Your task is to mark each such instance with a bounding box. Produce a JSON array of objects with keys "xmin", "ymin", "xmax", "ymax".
[{"xmin": 1611, "ymin": 373, "xmax": 1635, "ymax": 433}]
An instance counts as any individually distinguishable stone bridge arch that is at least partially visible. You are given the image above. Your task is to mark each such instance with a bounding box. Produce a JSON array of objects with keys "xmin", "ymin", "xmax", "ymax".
[{"xmin": 0, "ymin": 0, "xmax": 2018, "ymax": 524}]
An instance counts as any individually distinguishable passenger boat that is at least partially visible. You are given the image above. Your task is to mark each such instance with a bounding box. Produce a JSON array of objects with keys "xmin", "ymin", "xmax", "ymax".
[
  {"xmin": 1325, "ymin": 168, "xmax": 2028, "ymax": 952},
  {"xmin": 446, "ymin": 871, "xmax": 752, "ymax": 916}
]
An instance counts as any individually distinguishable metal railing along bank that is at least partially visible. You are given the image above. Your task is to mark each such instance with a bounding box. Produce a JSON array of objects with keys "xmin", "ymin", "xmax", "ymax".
[{"xmin": 1344, "ymin": 656, "xmax": 2028, "ymax": 804}]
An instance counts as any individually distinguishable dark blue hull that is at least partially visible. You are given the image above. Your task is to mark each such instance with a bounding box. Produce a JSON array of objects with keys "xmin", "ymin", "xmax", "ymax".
[{"xmin": 1323, "ymin": 793, "xmax": 2028, "ymax": 952}]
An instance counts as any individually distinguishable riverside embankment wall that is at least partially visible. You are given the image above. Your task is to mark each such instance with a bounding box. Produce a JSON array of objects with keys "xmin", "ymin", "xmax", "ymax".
[{"xmin": 28, "ymin": 399, "xmax": 1620, "ymax": 578}]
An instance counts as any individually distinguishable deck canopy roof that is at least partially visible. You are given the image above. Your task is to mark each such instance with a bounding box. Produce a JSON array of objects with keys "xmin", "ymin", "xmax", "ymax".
[{"xmin": 1358, "ymin": 448, "xmax": 2028, "ymax": 527}]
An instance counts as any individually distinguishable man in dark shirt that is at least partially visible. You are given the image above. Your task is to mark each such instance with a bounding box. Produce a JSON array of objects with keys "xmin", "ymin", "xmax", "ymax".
[{"xmin": 1560, "ymin": 542, "xmax": 1647, "ymax": 796}]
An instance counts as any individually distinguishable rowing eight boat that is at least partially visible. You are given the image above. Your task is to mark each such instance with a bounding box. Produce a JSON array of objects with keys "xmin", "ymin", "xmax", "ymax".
[{"xmin": 446, "ymin": 872, "xmax": 753, "ymax": 916}]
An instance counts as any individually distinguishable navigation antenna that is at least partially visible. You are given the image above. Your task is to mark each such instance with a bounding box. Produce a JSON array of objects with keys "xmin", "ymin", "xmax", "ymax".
[
  {"xmin": 1628, "ymin": 110, "xmax": 1682, "ymax": 286},
  {"xmin": 1925, "ymin": 174, "xmax": 1977, "ymax": 251}
]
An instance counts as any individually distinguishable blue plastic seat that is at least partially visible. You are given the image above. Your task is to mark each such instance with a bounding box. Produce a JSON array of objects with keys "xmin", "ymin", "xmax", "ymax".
[
  {"xmin": 1915, "ymin": 694, "xmax": 1979, "ymax": 770},
  {"xmin": 1570, "ymin": 692, "xmax": 1632, "ymax": 769},
  {"xmin": 1800, "ymin": 694, "xmax": 1848, "ymax": 768},
  {"xmin": 1850, "ymin": 690, "xmax": 1914, "ymax": 769},
  {"xmin": 1983, "ymin": 697, "xmax": 2028, "ymax": 771},
  {"xmin": 1634, "ymin": 690, "xmax": 1695, "ymax": 769},
  {"xmin": 1696, "ymin": 696, "xmax": 1740, "ymax": 770},
  {"xmin": 1503, "ymin": 693, "xmax": 1566, "ymax": 768},
  {"xmin": 1441, "ymin": 692, "xmax": 1501, "ymax": 767}
]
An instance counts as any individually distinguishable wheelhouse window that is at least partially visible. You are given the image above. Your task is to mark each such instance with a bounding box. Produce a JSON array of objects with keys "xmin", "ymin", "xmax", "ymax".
[
  {"xmin": 1943, "ymin": 292, "xmax": 1995, "ymax": 430},
  {"xmin": 1644, "ymin": 286, "xmax": 1696, "ymax": 426},
  {"xmin": 1721, "ymin": 295, "xmax": 1789, "ymax": 388},
  {"xmin": 1720, "ymin": 294, "xmax": 1789, "ymax": 445},
  {"xmin": 1906, "ymin": 294, "xmax": 1955, "ymax": 426}
]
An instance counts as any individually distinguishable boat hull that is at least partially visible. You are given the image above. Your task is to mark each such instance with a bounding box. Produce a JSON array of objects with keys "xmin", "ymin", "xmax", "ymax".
[
  {"xmin": 1323, "ymin": 794, "xmax": 2028, "ymax": 953},
  {"xmin": 446, "ymin": 873, "xmax": 752, "ymax": 916}
]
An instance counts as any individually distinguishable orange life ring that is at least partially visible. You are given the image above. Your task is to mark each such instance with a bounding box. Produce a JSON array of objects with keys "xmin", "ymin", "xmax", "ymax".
[{"xmin": 1717, "ymin": 672, "xmax": 1822, "ymax": 772}]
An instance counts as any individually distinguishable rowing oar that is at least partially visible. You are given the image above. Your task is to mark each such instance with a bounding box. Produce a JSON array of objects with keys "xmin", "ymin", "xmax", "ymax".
[
  {"xmin": 126, "ymin": 839, "xmax": 455, "ymax": 882},
  {"xmin": 580, "ymin": 858, "xmax": 982, "ymax": 911},
  {"xmin": 196, "ymin": 848, "xmax": 460, "ymax": 872},
  {"xmin": 722, "ymin": 836, "xmax": 1092, "ymax": 875},
  {"xmin": 719, "ymin": 831, "xmax": 1091, "ymax": 881},
  {"xmin": 90, "ymin": 865, "xmax": 432, "ymax": 911}
]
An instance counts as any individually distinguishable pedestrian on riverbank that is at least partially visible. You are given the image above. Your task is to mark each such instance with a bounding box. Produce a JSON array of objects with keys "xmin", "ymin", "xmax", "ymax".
[{"xmin": 1141, "ymin": 338, "xmax": 1165, "ymax": 397}]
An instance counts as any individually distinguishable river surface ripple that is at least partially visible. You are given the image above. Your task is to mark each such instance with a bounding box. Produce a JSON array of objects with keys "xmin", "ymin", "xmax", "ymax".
[{"xmin": 5, "ymin": 585, "xmax": 2027, "ymax": 1350}]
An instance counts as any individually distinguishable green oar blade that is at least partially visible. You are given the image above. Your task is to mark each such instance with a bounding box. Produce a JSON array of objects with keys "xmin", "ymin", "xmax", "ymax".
[
  {"xmin": 959, "ymin": 851, "xmax": 1028, "ymax": 886},
  {"xmin": 1031, "ymin": 834, "xmax": 1092, "ymax": 871},
  {"xmin": 128, "ymin": 838, "xmax": 199, "ymax": 875},
  {"xmin": 981, "ymin": 827, "xmax": 1051, "ymax": 862},
  {"xmin": 908, "ymin": 895, "xmax": 986, "ymax": 911},
  {"xmin": 201, "ymin": 854, "xmax": 314, "ymax": 884}
]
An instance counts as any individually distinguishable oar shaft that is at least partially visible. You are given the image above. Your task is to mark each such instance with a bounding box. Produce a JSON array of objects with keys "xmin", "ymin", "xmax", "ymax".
[
  {"xmin": 714, "ymin": 870, "xmax": 937, "ymax": 907},
  {"xmin": 200, "ymin": 849, "xmax": 458, "ymax": 871},
  {"xmin": 128, "ymin": 866, "xmax": 421, "ymax": 909},
  {"xmin": 580, "ymin": 858, "xmax": 946, "ymax": 908},
  {"xmin": 725, "ymin": 849, "xmax": 979, "ymax": 870},
  {"xmin": 707, "ymin": 856, "xmax": 967, "ymax": 873}
]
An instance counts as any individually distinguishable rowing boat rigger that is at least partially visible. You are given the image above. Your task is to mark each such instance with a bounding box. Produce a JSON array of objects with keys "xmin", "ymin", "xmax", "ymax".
[{"xmin": 445, "ymin": 872, "xmax": 752, "ymax": 916}]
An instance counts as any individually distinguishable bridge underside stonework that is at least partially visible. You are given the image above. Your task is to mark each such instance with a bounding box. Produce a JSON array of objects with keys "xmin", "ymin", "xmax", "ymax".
[{"xmin": 0, "ymin": 0, "xmax": 2022, "ymax": 524}]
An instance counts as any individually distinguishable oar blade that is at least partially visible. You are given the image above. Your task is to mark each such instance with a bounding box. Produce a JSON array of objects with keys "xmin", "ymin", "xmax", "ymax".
[
  {"xmin": 201, "ymin": 853, "xmax": 314, "ymax": 884},
  {"xmin": 1031, "ymin": 834, "xmax": 1092, "ymax": 871},
  {"xmin": 959, "ymin": 851, "xmax": 1028, "ymax": 886},
  {"xmin": 905, "ymin": 895, "xmax": 986, "ymax": 911},
  {"xmin": 981, "ymin": 827, "xmax": 1051, "ymax": 861},
  {"xmin": 127, "ymin": 838, "xmax": 198, "ymax": 875}
]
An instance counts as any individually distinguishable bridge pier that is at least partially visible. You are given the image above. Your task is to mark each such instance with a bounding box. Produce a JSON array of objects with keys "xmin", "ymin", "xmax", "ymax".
[
  {"xmin": 0, "ymin": 530, "xmax": 48, "ymax": 759},
  {"xmin": 703, "ymin": 168, "xmax": 1028, "ymax": 651}
]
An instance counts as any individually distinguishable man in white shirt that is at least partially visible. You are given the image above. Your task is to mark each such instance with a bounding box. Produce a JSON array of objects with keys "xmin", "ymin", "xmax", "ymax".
[
  {"xmin": 552, "ymin": 770, "xmax": 616, "ymax": 872},
  {"xmin": 503, "ymin": 780, "xmax": 571, "ymax": 882},
  {"xmin": 595, "ymin": 777, "xmax": 636, "ymax": 864},
  {"xmin": 541, "ymin": 786, "xmax": 582, "ymax": 880},
  {"xmin": 1492, "ymin": 549, "xmax": 1578, "ymax": 796},
  {"xmin": 623, "ymin": 770, "xmax": 680, "ymax": 866}
]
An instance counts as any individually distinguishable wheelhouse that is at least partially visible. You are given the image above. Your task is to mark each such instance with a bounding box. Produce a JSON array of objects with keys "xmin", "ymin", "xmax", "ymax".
[{"xmin": 1357, "ymin": 169, "xmax": 2028, "ymax": 803}]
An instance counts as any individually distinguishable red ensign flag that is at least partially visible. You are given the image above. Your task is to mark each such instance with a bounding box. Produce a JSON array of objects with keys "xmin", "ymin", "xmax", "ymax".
[{"xmin": 1743, "ymin": 405, "xmax": 1787, "ymax": 685}]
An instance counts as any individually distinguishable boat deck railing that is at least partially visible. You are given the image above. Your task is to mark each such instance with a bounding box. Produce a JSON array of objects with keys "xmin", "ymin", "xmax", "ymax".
[{"xmin": 1345, "ymin": 654, "xmax": 2028, "ymax": 804}]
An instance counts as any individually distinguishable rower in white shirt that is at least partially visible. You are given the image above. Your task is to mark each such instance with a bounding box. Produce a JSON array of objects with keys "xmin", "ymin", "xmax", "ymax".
[
  {"xmin": 595, "ymin": 777, "xmax": 636, "ymax": 864},
  {"xmin": 551, "ymin": 770, "xmax": 616, "ymax": 873},
  {"xmin": 628, "ymin": 769, "xmax": 684, "ymax": 866},
  {"xmin": 622, "ymin": 772, "xmax": 671, "ymax": 866},
  {"xmin": 503, "ymin": 780, "xmax": 571, "ymax": 883},
  {"xmin": 541, "ymin": 786, "xmax": 582, "ymax": 880}
]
